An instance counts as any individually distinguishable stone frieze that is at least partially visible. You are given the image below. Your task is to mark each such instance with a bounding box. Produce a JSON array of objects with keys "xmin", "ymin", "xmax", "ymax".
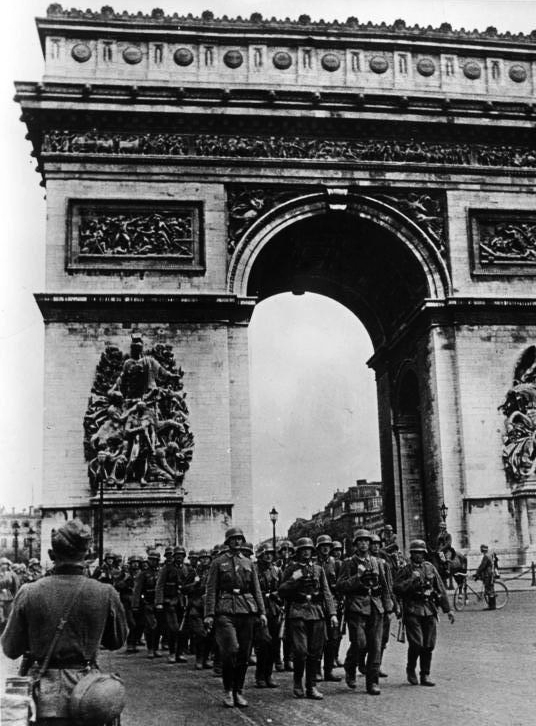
[
  {"xmin": 42, "ymin": 130, "xmax": 536, "ymax": 171},
  {"xmin": 470, "ymin": 211, "xmax": 536, "ymax": 274}
]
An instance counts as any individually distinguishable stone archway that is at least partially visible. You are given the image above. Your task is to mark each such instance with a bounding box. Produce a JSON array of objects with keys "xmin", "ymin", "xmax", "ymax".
[{"xmin": 228, "ymin": 189, "xmax": 451, "ymax": 545}]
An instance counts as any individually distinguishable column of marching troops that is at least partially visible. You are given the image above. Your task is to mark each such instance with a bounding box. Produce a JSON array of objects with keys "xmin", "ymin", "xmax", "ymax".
[{"xmin": 0, "ymin": 526, "xmax": 455, "ymax": 710}]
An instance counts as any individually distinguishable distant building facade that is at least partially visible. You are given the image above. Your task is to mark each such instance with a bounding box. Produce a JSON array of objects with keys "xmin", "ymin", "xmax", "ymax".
[
  {"xmin": 0, "ymin": 506, "xmax": 42, "ymax": 562},
  {"xmin": 288, "ymin": 480, "xmax": 384, "ymax": 553}
]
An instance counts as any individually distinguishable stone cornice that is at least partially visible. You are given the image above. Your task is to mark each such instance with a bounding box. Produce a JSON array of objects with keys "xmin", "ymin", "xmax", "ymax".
[
  {"xmin": 34, "ymin": 293, "xmax": 257, "ymax": 323},
  {"xmin": 41, "ymin": 5, "xmax": 536, "ymax": 47}
]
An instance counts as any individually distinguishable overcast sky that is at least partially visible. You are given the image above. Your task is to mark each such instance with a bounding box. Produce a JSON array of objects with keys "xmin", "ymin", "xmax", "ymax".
[{"xmin": 0, "ymin": 1, "xmax": 534, "ymax": 540}]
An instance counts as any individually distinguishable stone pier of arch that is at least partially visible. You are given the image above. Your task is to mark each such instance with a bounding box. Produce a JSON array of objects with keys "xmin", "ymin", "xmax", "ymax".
[{"xmin": 17, "ymin": 6, "xmax": 536, "ymax": 566}]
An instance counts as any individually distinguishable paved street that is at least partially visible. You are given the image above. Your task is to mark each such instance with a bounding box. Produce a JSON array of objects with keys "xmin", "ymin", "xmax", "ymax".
[
  {"xmin": 2, "ymin": 590, "xmax": 535, "ymax": 725},
  {"xmin": 113, "ymin": 590, "xmax": 534, "ymax": 726}
]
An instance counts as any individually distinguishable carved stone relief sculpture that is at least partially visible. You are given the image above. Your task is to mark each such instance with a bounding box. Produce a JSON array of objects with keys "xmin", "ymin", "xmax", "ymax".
[
  {"xmin": 83, "ymin": 336, "xmax": 194, "ymax": 494},
  {"xmin": 499, "ymin": 347, "xmax": 536, "ymax": 483}
]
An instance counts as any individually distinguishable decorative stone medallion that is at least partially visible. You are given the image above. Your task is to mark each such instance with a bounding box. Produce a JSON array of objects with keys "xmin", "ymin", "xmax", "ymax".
[
  {"xmin": 224, "ymin": 50, "xmax": 244, "ymax": 68},
  {"xmin": 369, "ymin": 55, "xmax": 389, "ymax": 74},
  {"xmin": 321, "ymin": 53, "xmax": 341, "ymax": 72},
  {"xmin": 417, "ymin": 58, "xmax": 436, "ymax": 77},
  {"xmin": 71, "ymin": 43, "xmax": 92, "ymax": 63},
  {"xmin": 272, "ymin": 51, "xmax": 292, "ymax": 70},
  {"xmin": 463, "ymin": 60, "xmax": 481, "ymax": 79},
  {"xmin": 174, "ymin": 48, "xmax": 194, "ymax": 66},
  {"xmin": 123, "ymin": 46, "xmax": 143, "ymax": 64},
  {"xmin": 509, "ymin": 64, "xmax": 527, "ymax": 83}
]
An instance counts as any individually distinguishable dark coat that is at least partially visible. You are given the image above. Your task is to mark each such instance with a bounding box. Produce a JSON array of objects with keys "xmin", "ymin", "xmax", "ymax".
[
  {"xmin": 279, "ymin": 560, "xmax": 336, "ymax": 621},
  {"xmin": 336, "ymin": 554, "xmax": 392, "ymax": 615},
  {"xmin": 393, "ymin": 559, "xmax": 451, "ymax": 616}
]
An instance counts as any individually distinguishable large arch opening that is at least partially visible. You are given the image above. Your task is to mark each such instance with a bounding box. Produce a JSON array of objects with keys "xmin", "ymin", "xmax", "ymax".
[{"xmin": 243, "ymin": 202, "xmax": 440, "ymax": 541}]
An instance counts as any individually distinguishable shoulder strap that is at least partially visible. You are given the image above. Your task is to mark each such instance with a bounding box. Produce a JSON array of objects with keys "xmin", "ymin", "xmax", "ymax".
[{"xmin": 35, "ymin": 578, "xmax": 88, "ymax": 682}]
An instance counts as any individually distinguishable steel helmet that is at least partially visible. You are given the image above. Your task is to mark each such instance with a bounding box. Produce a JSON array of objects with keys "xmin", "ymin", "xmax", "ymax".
[
  {"xmin": 409, "ymin": 539, "xmax": 428, "ymax": 552},
  {"xmin": 69, "ymin": 671, "xmax": 126, "ymax": 725},
  {"xmin": 128, "ymin": 555, "xmax": 141, "ymax": 564},
  {"xmin": 331, "ymin": 541, "xmax": 342, "ymax": 550},
  {"xmin": 147, "ymin": 549, "xmax": 160, "ymax": 560},
  {"xmin": 370, "ymin": 534, "xmax": 382, "ymax": 544},
  {"xmin": 241, "ymin": 541, "xmax": 254, "ymax": 554},
  {"xmin": 316, "ymin": 534, "xmax": 333, "ymax": 547},
  {"xmin": 277, "ymin": 539, "xmax": 293, "ymax": 552},
  {"xmin": 173, "ymin": 546, "xmax": 186, "ymax": 556},
  {"xmin": 353, "ymin": 529, "xmax": 372, "ymax": 543},
  {"xmin": 29, "ymin": 558, "xmax": 40, "ymax": 566},
  {"xmin": 164, "ymin": 546, "xmax": 173, "ymax": 555},
  {"xmin": 257, "ymin": 543, "xmax": 275, "ymax": 556},
  {"xmin": 198, "ymin": 549, "xmax": 211, "ymax": 559},
  {"xmin": 295, "ymin": 537, "xmax": 315, "ymax": 551},
  {"xmin": 224, "ymin": 527, "xmax": 246, "ymax": 544}
]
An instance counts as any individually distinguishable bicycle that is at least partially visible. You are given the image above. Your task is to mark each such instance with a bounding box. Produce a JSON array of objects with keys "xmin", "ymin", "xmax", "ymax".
[{"xmin": 452, "ymin": 572, "xmax": 509, "ymax": 611}]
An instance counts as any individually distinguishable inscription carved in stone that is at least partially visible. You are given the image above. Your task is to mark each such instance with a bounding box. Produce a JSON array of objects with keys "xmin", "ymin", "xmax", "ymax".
[
  {"xmin": 42, "ymin": 130, "xmax": 536, "ymax": 170},
  {"xmin": 84, "ymin": 337, "xmax": 194, "ymax": 493}
]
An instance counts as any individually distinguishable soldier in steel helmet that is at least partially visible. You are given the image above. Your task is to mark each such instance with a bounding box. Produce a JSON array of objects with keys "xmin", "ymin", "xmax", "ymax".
[
  {"xmin": 330, "ymin": 541, "xmax": 345, "ymax": 667},
  {"xmin": 132, "ymin": 548, "xmax": 163, "ymax": 658},
  {"xmin": 204, "ymin": 526, "xmax": 267, "ymax": 708},
  {"xmin": 369, "ymin": 533, "xmax": 399, "ymax": 678},
  {"xmin": 1, "ymin": 519, "xmax": 127, "ymax": 725},
  {"xmin": 393, "ymin": 539, "xmax": 454, "ymax": 687},
  {"xmin": 279, "ymin": 537, "xmax": 338, "ymax": 700},
  {"xmin": 336, "ymin": 529, "xmax": 393, "ymax": 696},
  {"xmin": 91, "ymin": 550, "xmax": 116, "ymax": 585},
  {"xmin": 155, "ymin": 545, "xmax": 192, "ymax": 663},
  {"xmin": 183, "ymin": 549, "xmax": 213, "ymax": 669},
  {"xmin": 254, "ymin": 543, "xmax": 282, "ymax": 688},
  {"xmin": 275, "ymin": 540, "xmax": 295, "ymax": 672},
  {"xmin": 315, "ymin": 534, "xmax": 342, "ymax": 683},
  {"xmin": 115, "ymin": 554, "xmax": 144, "ymax": 653}
]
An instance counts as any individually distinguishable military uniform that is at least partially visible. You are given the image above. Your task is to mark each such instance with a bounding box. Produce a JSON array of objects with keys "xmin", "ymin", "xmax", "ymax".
[
  {"xmin": 279, "ymin": 539, "xmax": 336, "ymax": 699},
  {"xmin": 254, "ymin": 547, "xmax": 282, "ymax": 687},
  {"xmin": 183, "ymin": 551, "xmax": 213, "ymax": 669},
  {"xmin": 393, "ymin": 540, "xmax": 452, "ymax": 686},
  {"xmin": 204, "ymin": 528, "xmax": 266, "ymax": 706},
  {"xmin": 132, "ymin": 554, "xmax": 162, "ymax": 657},
  {"xmin": 0, "ymin": 519, "xmax": 127, "ymax": 726},
  {"xmin": 336, "ymin": 530, "xmax": 392, "ymax": 695},
  {"xmin": 115, "ymin": 557, "xmax": 144, "ymax": 653},
  {"xmin": 316, "ymin": 535, "xmax": 342, "ymax": 681},
  {"xmin": 155, "ymin": 549, "xmax": 192, "ymax": 662}
]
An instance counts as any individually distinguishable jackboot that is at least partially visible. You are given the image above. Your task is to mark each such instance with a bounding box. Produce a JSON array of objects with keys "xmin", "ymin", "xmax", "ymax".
[
  {"xmin": 324, "ymin": 670, "xmax": 342, "ymax": 682},
  {"xmin": 222, "ymin": 691, "xmax": 234, "ymax": 708},
  {"xmin": 366, "ymin": 679, "xmax": 381, "ymax": 696},
  {"xmin": 420, "ymin": 674, "xmax": 436, "ymax": 687},
  {"xmin": 293, "ymin": 680, "xmax": 305, "ymax": 698},
  {"xmin": 406, "ymin": 668, "xmax": 418, "ymax": 686},
  {"xmin": 306, "ymin": 660, "xmax": 323, "ymax": 699},
  {"xmin": 487, "ymin": 596, "xmax": 496, "ymax": 610},
  {"xmin": 234, "ymin": 691, "xmax": 248, "ymax": 707},
  {"xmin": 344, "ymin": 665, "xmax": 357, "ymax": 689}
]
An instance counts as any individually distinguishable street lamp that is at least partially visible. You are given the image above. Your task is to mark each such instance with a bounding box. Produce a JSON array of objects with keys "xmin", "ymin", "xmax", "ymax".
[
  {"xmin": 440, "ymin": 502, "xmax": 448, "ymax": 523},
  {"xmin": 26, "ymin": 527, "xmax": 36, "ymax": 560},
  {"xmin": 12, "ymin": 521, "xmax": 20, "ymax": 563},
  {"xmin": 269, "ymin": 507, "xmax": 279, "ymax": 553}
]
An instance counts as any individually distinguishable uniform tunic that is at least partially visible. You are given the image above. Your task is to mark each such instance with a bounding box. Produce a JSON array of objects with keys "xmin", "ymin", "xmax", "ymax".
[{"xmin": 1, "ymin": 564, "xmax": 126, "ymax": 723}]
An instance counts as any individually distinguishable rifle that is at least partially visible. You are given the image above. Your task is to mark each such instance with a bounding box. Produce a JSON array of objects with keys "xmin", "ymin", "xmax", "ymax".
[
  {"xmin": 278, "ymin": 610, "xmax": 286, "ymax": 640},
  {"xmin": 178, "ymin": 603, "xmax": 190, "ymax": 632},
  {"xmin": 396, "ymin": 603, "xmax": 406, "ymax": 643}
]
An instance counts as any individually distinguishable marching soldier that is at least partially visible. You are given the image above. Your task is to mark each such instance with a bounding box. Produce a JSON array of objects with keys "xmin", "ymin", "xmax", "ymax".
[
  {"xmin": 133, "ymin": 549, "xmax": 163, "ymax": 658},
  {"xmin": 337, "ymin": 529, "xmax": 393, "ymax": 696},
  {"xmin": 393, "ymin": 539, "xmax": 454, "ymax": 687},
  {"xmin": 254, "ymin": 544, "xmax": 282, "ymax": 688},
  {"xmin": 275, "ymin": 539, "xmax": 295, "ymax": 672},
  {"xmin": 183, "ymin": 549, "xmax": 213, "ymax": 669},
  {"xmin": 115, "ymin": 554, "xmax": 144, "ymax": 653},
  {"xmin": 369, "ymin": 533, "xmax": 398, "ymax": 677},
  {"xmin": 279, "ymin": 537, "xmax": 337, "ymax": 700},
  {"xmin": 474, "ymin": 544, "xmax": 496, "ymax": 610},
  {"xmin": 330, "ymin": 540, "xmax": 345, "ymax": 667},
  {"xmin": 316, "ymin": 534, "xmax": 342, "ymax": 682},
  {"xmin": 155, "ymin": 545, "xmax": 191, "ymax": 663},
  {"xmin": 204, "ymin": 527, "xmax": 266, "ymax": 708},
  {"xmin": 241, "ymin": 542, "xmax": 255, "ymax": 559},
  {"xmin": 91, "ymin": 550, "xmax": 116, "ymax": 584}
]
